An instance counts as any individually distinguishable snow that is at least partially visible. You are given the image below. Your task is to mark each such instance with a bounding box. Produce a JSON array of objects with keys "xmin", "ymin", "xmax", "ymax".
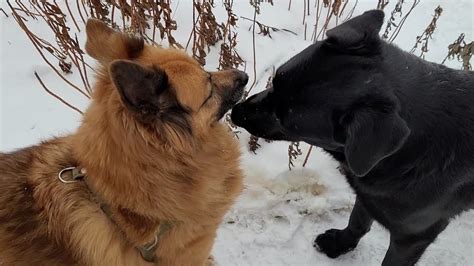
[{"xmin": 1, "ymin": 0, "xmax": 473, "ymax": 265}]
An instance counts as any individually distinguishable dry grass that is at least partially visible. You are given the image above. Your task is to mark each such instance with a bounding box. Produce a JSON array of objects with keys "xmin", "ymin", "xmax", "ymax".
[
  {"xmin": 7, "ymin": 0, "xmax": 361, "ymax": 115},
  {"xmin": 382, "ymin": 0, "xmax": 421, "ymax": 43},
  {"xmin": 411, "ymin": 6, "xmax": 443, "ymax": 58},
  {"xmin": 248, "ymin": 135, "xmax": 261, "ymax": 154},
  {"xmin": 288, "ymin": 142, "xmax": 303, "ymax": 170},
  {"xmin": 442, "ymin": 34, "xmax": 474, "ymax": 70},
  {"xmin": 218, "ymin": 0, "xmax": 244, "ymax": 70},
  {"xmin": 10, "ymin": 0, "xmax": 466, "ymax": 167},
  {"xmin": 311, "ymin": 0, "xmax": 358, "ymax": 42}
]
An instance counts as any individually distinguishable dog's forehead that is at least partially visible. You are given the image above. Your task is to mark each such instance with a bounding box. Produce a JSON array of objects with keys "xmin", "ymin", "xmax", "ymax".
[{"xmin": 276, "ymin": 42, "xmax": 321, "ymax": 78}]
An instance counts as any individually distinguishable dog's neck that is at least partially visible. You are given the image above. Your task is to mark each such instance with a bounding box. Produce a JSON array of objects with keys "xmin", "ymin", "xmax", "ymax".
[
  {"xmin": 357, "ymin": 43, "xmax": 474, "ymax": 180},
  {"xmin": 68, "ymin": 104, "xmax": 190, "ymax": 245},
  {"xmin": 381, "ymin": 43, "xmax": 474, "ymax": 126},
  {"xmin": 69, "ymin": 102, "xmax": 233, "ymax": 241}
]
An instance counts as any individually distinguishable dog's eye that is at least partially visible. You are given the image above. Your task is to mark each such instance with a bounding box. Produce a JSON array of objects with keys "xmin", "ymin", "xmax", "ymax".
[
  {"xmin": 199, "ymin": 77, "xmax": 214, "ymax": 109},
  {"xmin": 205, "ymin": 85, "xmax": 214, "ymax": 102}
]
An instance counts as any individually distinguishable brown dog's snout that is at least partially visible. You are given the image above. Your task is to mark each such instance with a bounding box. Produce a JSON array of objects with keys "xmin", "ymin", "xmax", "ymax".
[
  {"xmin": 235, "ymin": 71, "xmax": 249, "ymax": 87},
  {"xmin": 210, "ymin": 70, "xmax": 248, "ymax": 90},
  {"xmin": 213, "ymin": 69, "xmax": 249, "ymax": 120}
]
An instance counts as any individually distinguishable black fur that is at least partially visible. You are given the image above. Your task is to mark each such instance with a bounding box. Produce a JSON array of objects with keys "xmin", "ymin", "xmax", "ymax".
[{"xmin": 231, "ymin": 10, "xmax": 474, "ymax": 266}]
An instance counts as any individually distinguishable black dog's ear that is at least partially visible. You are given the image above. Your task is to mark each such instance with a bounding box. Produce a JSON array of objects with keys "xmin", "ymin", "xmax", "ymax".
[
  {"xmin": 109, "ymin": 60, "xmax": 168, "ymax": 113},
  {"xmin": 325, "ymin": 10, "xmax": 384, "ymax": 51},
  {"xmin": 342, "ymin": 96, "xmax": 410, "ymax": 176}
]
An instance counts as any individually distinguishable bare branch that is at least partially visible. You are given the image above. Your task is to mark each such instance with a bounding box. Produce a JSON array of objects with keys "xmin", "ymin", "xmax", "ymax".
[{"xmin": 34, "ymin": 72, "xmax": 84, "ymax": 115}]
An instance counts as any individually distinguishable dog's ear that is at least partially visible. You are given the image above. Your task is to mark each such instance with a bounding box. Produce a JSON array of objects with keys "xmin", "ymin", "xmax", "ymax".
[
  {"xmin": 85, "ymin": 19, "xmax": 144, "ymax": 64},
  {"xmin": 109, "ymin": 60, "xmax": 168, "ymax": 113},
  {"xmin": 325, "ymin": 10, "xmax": 384, "ymax": 51},
  {"xmin": 342, "ymin": 95, "xmax": 410, "ymax": 176}
]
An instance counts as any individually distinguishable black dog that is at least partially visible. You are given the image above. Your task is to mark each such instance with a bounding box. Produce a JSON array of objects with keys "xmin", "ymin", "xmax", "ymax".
[{"xmin": 231, "ymin": 10, "xmax": 474, "ymax": 266}]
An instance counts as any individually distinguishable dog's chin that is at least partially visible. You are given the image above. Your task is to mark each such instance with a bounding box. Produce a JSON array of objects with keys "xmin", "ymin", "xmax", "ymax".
[
  {"xmin": 216, "ymin": 108, "xmax": 232, "ymax": 121},
  {"xmin": 217, "ymin": 100, "xmax": 240, "ymax": 121},
  {"xmin": 232, "ymin": 120, "xmax": 290, "ymax": 141},
  {"xmin": 253, "ymin": 131, "xmax": 289, "ymax": 141},
  {"xmin": 217, "ymin": 87, "xmax": 245, "ymax": 121}
]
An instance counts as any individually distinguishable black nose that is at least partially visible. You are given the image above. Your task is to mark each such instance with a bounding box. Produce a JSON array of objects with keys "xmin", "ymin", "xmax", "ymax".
[
  {"xmin": 230, "ymin": 102, "xmax": 245, "ymax": 126},
  {"xmin": 236, "ymin": 71, "xmax": 249, "ymax": 87}
]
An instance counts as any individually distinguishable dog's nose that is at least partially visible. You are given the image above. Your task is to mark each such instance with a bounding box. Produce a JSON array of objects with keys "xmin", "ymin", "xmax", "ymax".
[
  {"xmin": 231, "ymin": 103, "xmax": 245, "ymax": 126},
  {"xmin": 236, "ymin": 71, "xmax": 249, "ymax": 87}
]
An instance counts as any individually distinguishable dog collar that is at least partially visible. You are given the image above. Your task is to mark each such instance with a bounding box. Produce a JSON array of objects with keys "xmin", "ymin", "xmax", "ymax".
[{"xmin": 57, "ymin": 166, "xmax": 170, "ymax": 263}]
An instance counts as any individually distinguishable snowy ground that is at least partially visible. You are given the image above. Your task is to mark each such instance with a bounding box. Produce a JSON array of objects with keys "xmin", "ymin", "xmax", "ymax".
[{"xmin": 1, "ymin": 0, "xmax": 473, "ymax": 265}]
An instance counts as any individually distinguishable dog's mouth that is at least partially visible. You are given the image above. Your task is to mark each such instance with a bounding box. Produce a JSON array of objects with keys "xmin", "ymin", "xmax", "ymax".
[
  {"xmin": 216, "ymin": 80, "xmax": 247, "ymax": 121},
  {"xmin": 230, "ymin": 99, "xmax": 289, "ymax": 141}
]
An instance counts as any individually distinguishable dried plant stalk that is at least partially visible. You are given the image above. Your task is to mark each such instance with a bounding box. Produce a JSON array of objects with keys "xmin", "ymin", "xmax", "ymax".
[
  {"xmin": 377, "ymin": 0, "xmax": 389, "ymax": 10},
  {"xmin": 442, "ymin": 34, "xmax": 474, "ymax": 70},
  {"xmin": 248, "ymin": 135, "xmax": 261, "ymax": 154},
  {"xmin": 191, "ymin": 0, "xmax": 223, "ymax": 65},
  {"xmin": 288, "ymin": 142, "xmax": 303, "ymax": 170},
  {"xmin": 311, "ymin": 0, "xmax": 357, "ymax": 42},
  {"xmin": 1, "ymin": 7, "xmax": 9, "ymax": 17},
  {"xmin": 8, "ymin": 0, "xmax": 91, "ymax": 101},
  {"xmin": 218, "ymin": 0, "xmax": 244, "ymax": 70},
  {"xmin": 410, "ymin": 6, "xmax": 443, "ymax": 58},
  {"xmin": 245, "ymin": 0, "xmax": 260, "ymax": 99},
  {"xmin": 240, "ymin": 16, "xmax": 297, "ymax": 39},
  {"xmin": 34, "ymin": 72, "xmax": 84, "ymax": 115},
  {"xmin": 8, "ymin": 0, "xmax": 186, "ymax": 116},
  {"xmin": 302, "ymin": 145, "xmax": 314, "ymax": 167},
  {"xmin": 382, "ymin": 0, "xmax": 421, "ymax": 44}
]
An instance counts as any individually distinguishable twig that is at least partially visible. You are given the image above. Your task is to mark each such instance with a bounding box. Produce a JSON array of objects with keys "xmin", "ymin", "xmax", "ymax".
[
  {"xmin": 303, "ymin": 0, "xmax": 306, "ymax": 25},
  {"xmin": 338, "ymin": 0, "xmax": 349, "ymax": 18},
  {"xmin": 245, "ymin": 7, "xmax": 258, "ymax": 99},
  {"xmin": 185, "ymin": 7, "xmax": 200, "ymax": 51},
  {"xmin": 111, "ymin": 3, "xmax": 115, "ymax": 26},
  {"xmin": 15, "ymin": 1, "xmax": 39, "ymax": 18},
  {"xmin": 288, "ymin": 142, "xmax": 302, "ymax": 170},
  {"xmin": 248, "ymin": 135, "xmax": 261, "ymax": 154},
  {"xmin": 75, "ymin": 0, "xmax": 86, "ymax": 23},
  {"xmin": 34, "ymin": 72, "xmax": 84, "ymax": 115},
  {"xmin": 388, "ymin": 0, "xmax": 421, "ymax": 43},
  {"xmin": 240, "ymin": 16, "xmax": 298, "ymax": 36},
  {"xmin": 0, "ymin": 7, "xmax": 9, "ymax": 17},
  {"xmin": 311, "ymin": 0, "xmax": 322, "ymax": 42},
  {"xmin": 64, "ymin": 0, "xmax": 80, "ymax": 32},
  {"xmin": 316, "ymin": 2, "xmax": 333, "ymax": 41},
  {"xmin": 304, "ymin": 23, "xmax": 307, "ymax": 41},
  {"xmin": 302, "ymin": 145, "xmax": 314, "ymax": 167},
  {"xmin": 80, "ymin": 0, "xmax": 89, "ymax": 17},
  {"xmin": 343, "ymin": 0, "xmax": 358, "ymax": 22},
  {"xmin": 410, "ymin": 6, "xmax": 443, "ymax": 58},
  {"xmin": 377, "ymin": 0, "xmax": 390, "ymax": 10},
  {"xmin": 442, "ymin": 34, "xmax": 473, "ymax": 70},
  {"xmin": 8, "ymin": 2, "xmax": 90, "ymax": 99}
]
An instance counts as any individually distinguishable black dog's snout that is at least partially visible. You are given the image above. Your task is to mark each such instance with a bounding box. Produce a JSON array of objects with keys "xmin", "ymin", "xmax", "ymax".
[{"xmin": 230, "ymin": 103, "xmax": 245, "ymax": 125}]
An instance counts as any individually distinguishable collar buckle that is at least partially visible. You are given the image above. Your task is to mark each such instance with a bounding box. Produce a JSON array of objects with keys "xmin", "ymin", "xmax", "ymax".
[{"xmin": 58, "ymin": 167, "xmax": 86, "ymax": 183}]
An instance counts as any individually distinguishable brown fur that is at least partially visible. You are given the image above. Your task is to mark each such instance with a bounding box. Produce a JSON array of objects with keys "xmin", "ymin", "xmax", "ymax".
[{"xmin": 0, "ymin": 19, "xmax": 244, "ymax": 266}]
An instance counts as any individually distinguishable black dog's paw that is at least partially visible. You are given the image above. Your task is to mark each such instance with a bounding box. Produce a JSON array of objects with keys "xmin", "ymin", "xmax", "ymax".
[{"xmin": 314, "ymin": 229, "xmax": 358, "ymax": 258}]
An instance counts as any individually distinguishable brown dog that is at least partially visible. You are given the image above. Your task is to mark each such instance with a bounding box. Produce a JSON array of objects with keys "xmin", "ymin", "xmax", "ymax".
[{"xmin": 0, "ymin": 19, "xmax": 246, "ymax": 265}]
